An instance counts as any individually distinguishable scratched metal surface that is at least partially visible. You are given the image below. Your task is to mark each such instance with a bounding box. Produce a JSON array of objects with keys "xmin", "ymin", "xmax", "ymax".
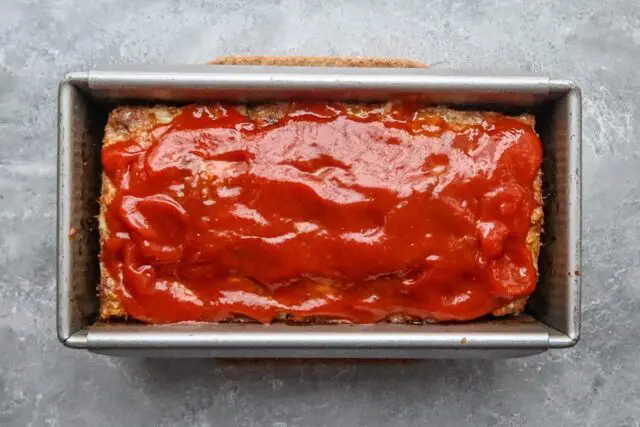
[{"xmin": 1, "ymin": 1, "xmax": 639, "ymax": 426}]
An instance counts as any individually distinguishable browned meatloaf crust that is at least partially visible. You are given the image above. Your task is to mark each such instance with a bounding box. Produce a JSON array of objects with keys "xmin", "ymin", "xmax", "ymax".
[{"xmin": 98, "ymin": 103, "xmax": 542, "ymax": 323}]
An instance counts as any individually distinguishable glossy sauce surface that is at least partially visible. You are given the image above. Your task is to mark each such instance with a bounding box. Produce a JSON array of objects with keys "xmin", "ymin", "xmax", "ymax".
[{"xmin": 102, "ymin": 102, "xmax": 542, "ymax": 323}]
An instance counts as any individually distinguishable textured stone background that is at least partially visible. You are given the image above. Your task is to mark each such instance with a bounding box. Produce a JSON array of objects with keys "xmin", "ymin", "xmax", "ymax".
[{"xmin": 1, "ymin": 0, "xmax": 639, "ymax": 426}]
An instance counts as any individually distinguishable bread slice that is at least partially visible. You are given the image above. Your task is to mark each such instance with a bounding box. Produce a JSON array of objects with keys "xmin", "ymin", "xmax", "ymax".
[{"xmin": 98, "ymin": 103, "xmax": 542, "ymax": 322}]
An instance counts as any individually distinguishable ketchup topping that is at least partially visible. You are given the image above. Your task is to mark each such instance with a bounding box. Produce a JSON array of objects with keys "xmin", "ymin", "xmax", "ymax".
[{"xmin": 102, "ymin": 102, "xmax": 542, "ymax": 324}]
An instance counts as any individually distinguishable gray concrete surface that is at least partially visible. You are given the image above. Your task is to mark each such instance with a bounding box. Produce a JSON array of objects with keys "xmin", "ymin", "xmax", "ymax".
[{"xmin": 1, "ymin": 0, "xmax": 639, "ymax": 426}]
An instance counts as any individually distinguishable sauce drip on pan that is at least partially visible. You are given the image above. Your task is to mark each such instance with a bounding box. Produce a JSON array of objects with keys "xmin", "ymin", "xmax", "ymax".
[{"xmin": 101, "ymin": 102, "xmax": 542, "ymax": 323}]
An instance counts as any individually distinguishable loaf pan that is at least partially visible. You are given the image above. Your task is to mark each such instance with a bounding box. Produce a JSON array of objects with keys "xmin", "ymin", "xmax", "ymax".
[{"xmin": 57, "ymin": 66, "xmax": 581, "ymax": 358}]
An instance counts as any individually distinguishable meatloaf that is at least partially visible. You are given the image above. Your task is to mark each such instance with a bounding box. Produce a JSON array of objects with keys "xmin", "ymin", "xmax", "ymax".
[{"xmin": 99, "ymin": 101, "xmax": 543, "ymax": 324}]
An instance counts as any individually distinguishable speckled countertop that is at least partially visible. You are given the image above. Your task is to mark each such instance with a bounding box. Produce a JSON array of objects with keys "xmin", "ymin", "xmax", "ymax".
[{"xmin": 1, "ymin": 1, "xmax": 639, "ymax": 426}]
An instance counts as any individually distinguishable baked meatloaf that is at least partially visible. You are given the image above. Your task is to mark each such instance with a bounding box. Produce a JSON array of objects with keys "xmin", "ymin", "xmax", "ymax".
[{"xmin": 99, "ymin": 101, "xmax": 543, "ymax": 324}]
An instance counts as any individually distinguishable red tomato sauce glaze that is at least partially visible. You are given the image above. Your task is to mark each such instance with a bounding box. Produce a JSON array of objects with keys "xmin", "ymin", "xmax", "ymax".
[{"xmin": 101, "ymin": 102, "xmax": 542, "ymax": 324}]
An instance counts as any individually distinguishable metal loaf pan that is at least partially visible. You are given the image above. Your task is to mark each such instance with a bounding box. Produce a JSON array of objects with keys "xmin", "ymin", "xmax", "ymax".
[{"xmin": 57, "ymin": 66, "xmax": 582, "ymax": 358}]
